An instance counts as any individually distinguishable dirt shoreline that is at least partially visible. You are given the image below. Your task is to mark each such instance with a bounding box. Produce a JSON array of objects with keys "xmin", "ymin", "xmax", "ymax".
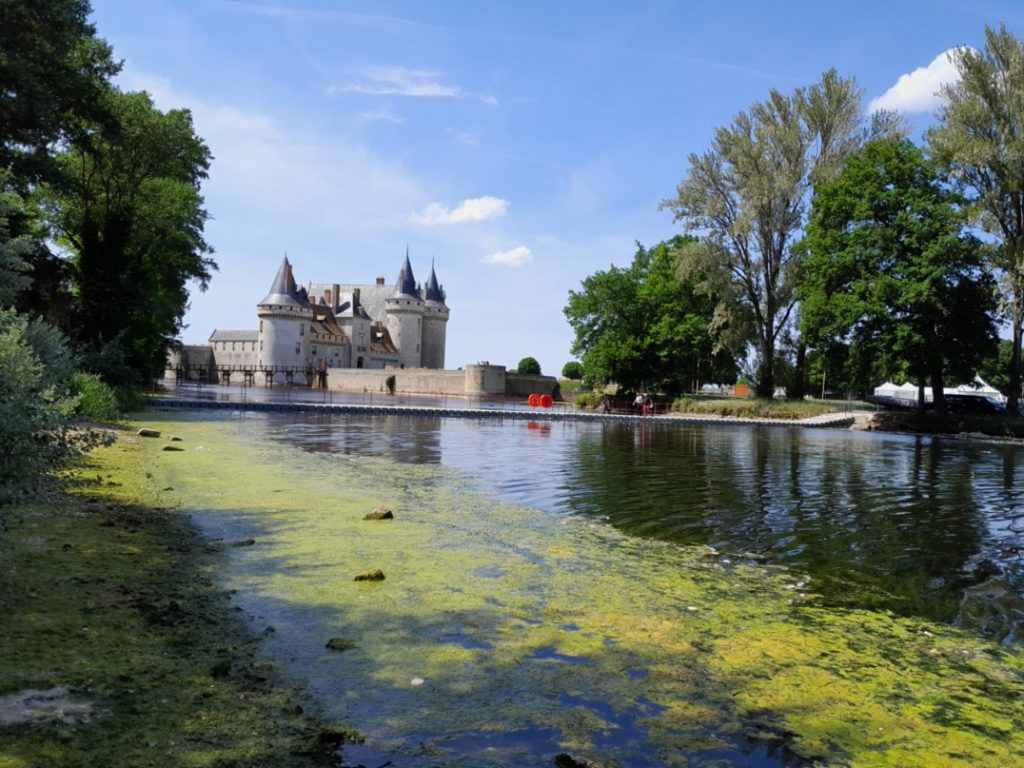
[{"xmin": 0, "ymin": 427, "xmax": 353, "ymax": 768}]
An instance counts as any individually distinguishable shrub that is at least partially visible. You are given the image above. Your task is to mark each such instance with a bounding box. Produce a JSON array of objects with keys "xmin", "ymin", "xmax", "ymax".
[
  {"xmin": 385, "ymin": 374, "xmax": 396, "ymax": 395},
  {"xmin": 517, "ymin": 357, "xmax": 541, "ymax": 375},
  {"xmin": 561, "ymin": 361, "xmax": 584, "ymax": 380},
  {"xmin": 0, "ymin": 309, "xmax": 105, "ymax": 500},
  {"xmin": 70, "ymin": 372, "xmax": 121, "ymax": 421},
  {"xmin": 575, "ymin": 391, "xmax": 605, "ymax": 410}
]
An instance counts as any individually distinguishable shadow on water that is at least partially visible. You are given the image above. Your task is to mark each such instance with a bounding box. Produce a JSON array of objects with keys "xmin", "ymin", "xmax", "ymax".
[{"xmin": 260, "ymin": 411, "xmax": 1024, "ymax": 639}]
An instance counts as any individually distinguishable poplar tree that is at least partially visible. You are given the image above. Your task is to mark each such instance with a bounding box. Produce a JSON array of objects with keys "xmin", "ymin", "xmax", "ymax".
[
  {"xmin": 661, "ymin": 70, "xmax": 899, "ymax": 397},
  {"xmin": 928, "ymin": 24, "xmax": 1024, "ymax": 415}
]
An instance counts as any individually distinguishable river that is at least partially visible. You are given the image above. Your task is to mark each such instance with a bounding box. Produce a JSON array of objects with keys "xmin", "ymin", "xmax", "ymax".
[{"xmin": 138, "ymin": 409, "xmax": 1024, "ymax": 767}]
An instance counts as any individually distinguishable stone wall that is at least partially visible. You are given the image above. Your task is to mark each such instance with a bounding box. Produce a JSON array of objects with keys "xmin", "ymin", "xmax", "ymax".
[{"xmin": 326, "ymin": 365, "xmax": 558, "ymax": 397}]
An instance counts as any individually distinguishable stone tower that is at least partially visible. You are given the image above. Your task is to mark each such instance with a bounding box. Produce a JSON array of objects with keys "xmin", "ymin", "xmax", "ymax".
[
  {"xmin": 385, "ymin": 251, "xmax": 425, "ymax": 368},
  {"xmin": 420, "ymin": 261, "xmax": 449, "ymax": 369},
  {"xmin": 257, "ymin": 256, "xmax": 313, "ymax": 371}
]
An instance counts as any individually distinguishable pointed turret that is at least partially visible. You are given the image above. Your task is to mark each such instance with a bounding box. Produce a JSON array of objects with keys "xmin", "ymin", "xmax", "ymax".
[
  {"xmin": 392, "ymin": 248, "xmax": 419, "ymax": 299},
  {"xmin": 259, "ymin": 256, "xmax": 304, "ymax": 308},
  {"xmin": 424, "ymin": 261, "xmax": 446, "ymax": 305}
]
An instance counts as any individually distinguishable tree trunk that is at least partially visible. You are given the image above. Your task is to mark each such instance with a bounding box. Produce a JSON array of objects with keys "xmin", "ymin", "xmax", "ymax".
[
  {"xmin": 789, "ymin": 340, "xmax": 806, "ymax": 400},
  {"xmin": 917, "ymin": 380, "xmax": 927, "ymax": 413},
  {"xmin": 1008, "ymin": 314, "xmax": 1022, "ymax": 418},
  {"xmin": 930, "ymin": 366, "xmax": 947, "ymax": 416},
  {"xmin": 755, "ymin": 336, "xmax": 774, "ymax": 398}
]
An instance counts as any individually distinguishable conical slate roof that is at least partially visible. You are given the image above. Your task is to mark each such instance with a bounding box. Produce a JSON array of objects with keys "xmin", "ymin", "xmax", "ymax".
[
  {"xmin": 259, "ymin": 256, "xmax": 305, "ymax": 307},
  {"xmin": 391, "ymin": 249, "xmax": 420, "ymax": 299},
  {"xmin": 424, "ymin": 262, "xmax": 446, "ymax": 304}
]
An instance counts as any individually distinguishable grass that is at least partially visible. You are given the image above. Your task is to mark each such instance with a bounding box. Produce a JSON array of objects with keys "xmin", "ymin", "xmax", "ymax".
[
  {"xmin": 874, "ymin": 410, "xmax": 1024, "ymax": 438},
  {"xmin": 0, "ymin": 427, "xmax": 353, "ymax": 768},
  {"xmin": 670, "ymin": 396, "xmax": 850, "ymax": 420}
]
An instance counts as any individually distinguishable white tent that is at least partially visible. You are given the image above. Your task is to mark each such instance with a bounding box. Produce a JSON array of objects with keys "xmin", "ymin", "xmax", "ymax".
[
  {"xmin": 873, "ymin": 381, "xmax": 901, "ymax": 399},
  {"xmin": 949, "ymin": 377, "xmax": 1006, "ymax": 403}
]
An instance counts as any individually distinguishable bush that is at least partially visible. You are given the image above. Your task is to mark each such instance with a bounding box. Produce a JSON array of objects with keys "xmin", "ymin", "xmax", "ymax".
[
  {"xmin": 517, "ymin": 357, "xmax": 541, "ymax": 375},
  {"xmin": 561, "ymin": 361, "xmax": 584, "ymax": 380},
  {"xmin": 385, "ymin": 374, "xmax": 396, "ymax": 395},
  {"xmin": 0, "ymin": 309, "xmax": 105, "ymax": 500},
  {"xmin": 70, "ymin": 372, "xmax": 121, "ymax": 421},
  {"xmin": 575, "ymin": 392, "xmax": 605, "ymax": 410}
]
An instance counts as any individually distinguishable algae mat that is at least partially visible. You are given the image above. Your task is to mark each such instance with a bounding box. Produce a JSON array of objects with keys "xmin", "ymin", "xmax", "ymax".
[{"xmin": 94, "ymin": 412, "xmax": 1024, "ymax": 767}]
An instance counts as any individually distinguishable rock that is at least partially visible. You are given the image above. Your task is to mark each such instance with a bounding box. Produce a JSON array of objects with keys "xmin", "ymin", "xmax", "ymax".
[
  {"xmin": 554, "ymin": 754, "xmax": 606, "ymax": 768},
  {"xmin": 353, "ymin": 569, "xmax": 385, "ymax": 582},
  {"xmin": 161, "ymin": 445, "xmax": 184, "ymax": 452},
  {"xmin": 170, "ymin": 436, "xmax": 183, "ymax": 442},
  {"xmin": 228, "ymin": 538, "xmax": 256, "ymax": 547},
  {"xmin": 325, "ymin": 637, "xmax": 356, "ymax": 651},
  {"xmin": 363, "ymin": 506, "xmax": 394, "ymax": 520},
  {"xmin": 137, "ymin": 428, "xmax": 161, "ymax": 438}
]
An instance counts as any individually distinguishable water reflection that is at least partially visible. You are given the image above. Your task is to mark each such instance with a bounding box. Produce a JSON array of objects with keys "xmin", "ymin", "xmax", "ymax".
[{"xmin": 259, "ymin": 412, "xmax": 1024, "ymax": 640}]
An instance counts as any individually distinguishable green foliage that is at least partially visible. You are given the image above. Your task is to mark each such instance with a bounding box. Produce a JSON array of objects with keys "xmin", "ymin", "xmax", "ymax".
[
  {"xmin": 561, "ymin": 360, "xmax": 584, "ymax": 380},
  {"xmin": 516, "ymin": 356, "xmax": 541, "ymax": 375},
  {"xmin": 70, "ymin": 371, "xmax": 120, "ymax": 421},
  {"xmin": 0, "ymin": 0, "xmax": 120, "ymax": 183},
  {"xmin": 801, "ymin": 138, "xmax": 997, "ymax": 409},
  {"xmin": 574, "ymin": 391, "xmax": 605, "ymax": 410},
  {"xmin": 49, "ymin": 89, "xmax": 215, "ymax": 383},
  {"xmin": 385, "ymin": 374, "xmax": 396, "ymax": 394},
  {"xmin": 662, "ymin": 70, "xmax": 900, "ymax": 397},
  {"xmin": 564, "ymin": 236, "xmax": 736, "ymax": 394},
  {"xmin": 0, "ymin": 308, "xmax": 102, "ymax": 500}
]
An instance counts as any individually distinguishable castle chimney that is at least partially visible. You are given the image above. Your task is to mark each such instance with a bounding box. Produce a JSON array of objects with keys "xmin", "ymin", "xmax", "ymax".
[
  {"xmin": 323, "ymin": 290, "xmax": 331, "ymax": 305},
  {"xmin": 376, "ymin": 276, "xmax": 385, "ymax": 286},
  {"xmin": 332, "ymin": 283, "xmax": 340, "ymax": 310},
  {"xmin": 353, "ymin": 287, "xmax": 361, "ymax": 308}
]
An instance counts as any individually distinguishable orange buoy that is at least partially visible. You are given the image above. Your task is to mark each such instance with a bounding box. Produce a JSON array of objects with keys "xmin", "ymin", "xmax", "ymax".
[
  {"xmin": 540, "ymin": 394, "xmax": 553, "ymax": 408},
  {"xmin": 528, "ymin": 393, "xmax": 540, "ymax": 407}
]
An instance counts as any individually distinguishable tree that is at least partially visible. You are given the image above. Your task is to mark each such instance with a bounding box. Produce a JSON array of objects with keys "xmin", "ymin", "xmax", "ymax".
[
  {"xmin": 801, "ymin": 138, "xmax": 997, "ymax": 412},
  {"xmin": 517, "ymin": 356, "xmax": 541, "ymax": 375},
  {"xmin": 564, "ymin": 237, "xmax": 736, "ymax": 393},
  {"xmin": 46, "ymin": 89, "xmax": 215, "ymax": 383},
  {"xmin": 0, "ymin": 0, "xmax": 119, "ymax": 184},
  {"xmin": 662, "ymin": 70, "xmax": 898, "ymax": 397},
  {"xmin": 561, "ymin": 361, "xmax": 584, "ymax": 380},
  {"xmin": 928, "ymin": 24, "xmax": 1024, "ymax": 416}
]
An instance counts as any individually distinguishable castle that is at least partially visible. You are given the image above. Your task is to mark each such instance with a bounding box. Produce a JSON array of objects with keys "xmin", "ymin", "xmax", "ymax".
[{"xmin": 204, "ymin": 252, "xmax": 449, "ymax": 382}]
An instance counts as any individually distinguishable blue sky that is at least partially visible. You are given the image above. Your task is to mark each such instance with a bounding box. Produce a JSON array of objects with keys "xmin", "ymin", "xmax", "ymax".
[{"xmin": 89, "ymin": 0, "xmax": 1024, "ymax": 376}]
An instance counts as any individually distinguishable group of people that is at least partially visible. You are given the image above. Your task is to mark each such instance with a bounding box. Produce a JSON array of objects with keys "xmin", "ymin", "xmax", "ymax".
[{"xmin": 633, "ymin": 393, "xmax": 654, "ymax": 415}]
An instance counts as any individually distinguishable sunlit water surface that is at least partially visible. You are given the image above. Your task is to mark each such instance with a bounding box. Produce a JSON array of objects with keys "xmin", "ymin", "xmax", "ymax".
[{"xmin": 148, "ymin": 411, "xmax": 1024, "ymax": 767}]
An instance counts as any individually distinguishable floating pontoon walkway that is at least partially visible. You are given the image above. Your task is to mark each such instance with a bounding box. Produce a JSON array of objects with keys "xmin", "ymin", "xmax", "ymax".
[{"xmin": 148, "ymin": 397, "xmax": 857, "ymax": 430}]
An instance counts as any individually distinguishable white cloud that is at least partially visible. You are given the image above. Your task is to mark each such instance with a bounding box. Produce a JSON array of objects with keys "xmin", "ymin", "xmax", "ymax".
[
  {"xmin": 358, "ymin": 110, "xmax": 404, "ymax": 124},
  {"xmin": 868, "ymin": 48, "xmax": 969, "ymax": 114},
  {"xmin": 481, "ymin": 245, "xmax": 533, "ymax": 267},
  {"xmin": 334, "ymin": 67, "xmax": 460, "ymax": 98},
  {"xmin": 410, "ymin": 196, "xmax": 509, "ymax": 225}
]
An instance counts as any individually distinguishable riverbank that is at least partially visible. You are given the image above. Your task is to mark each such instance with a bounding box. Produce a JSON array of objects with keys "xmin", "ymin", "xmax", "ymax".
[{"xmin": 0, "ymin": 425, "xmax": 353, "ymax": 768}]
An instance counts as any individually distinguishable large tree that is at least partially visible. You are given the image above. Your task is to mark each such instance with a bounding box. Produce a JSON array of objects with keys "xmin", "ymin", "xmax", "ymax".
[
  {"xmin": 662, "ymin": 70, "xmax": 899, "ymax": 397},
  {"xmin": 0, "ymin": 0, "xmax": 119, "ymax": 184},
  {"xmin": 801, "ymin": 138, "xmax": 997, "ymax": 412},
  {"xmin": 47, "ymin": 89, "xmax": 215, "ymax": 383},
  {"xmin": 928, "ymin": 24, "xmax": 1024, "ymax": 415},
  {"xmin": 564, "ymin": 236, "xmax": 736, "ymax": 393}
]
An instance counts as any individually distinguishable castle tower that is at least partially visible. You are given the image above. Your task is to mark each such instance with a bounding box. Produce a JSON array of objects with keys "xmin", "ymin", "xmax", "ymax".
[
  {"xmin": 257, "ymin": 256, "xmax": 313, "ymax": 374},
  {"xmin": 385, "ymin": 250, "xmax": 425, "ymax": 368},
  {"xmin": 420, "ymin": 261, "xmax": 449, "ymax": 369}
]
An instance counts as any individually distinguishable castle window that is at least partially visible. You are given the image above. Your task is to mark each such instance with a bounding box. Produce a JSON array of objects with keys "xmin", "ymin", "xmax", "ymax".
[
  {"xmin": 260, "ymin": 320, "xmax": 263, "ymax": 332},
  {"xmin": 232, "ymin": 341, "xmax": 236, "ymax": 351},
  {"xmin": 299, "ymin": 323, "xmax": 304, "ymax": 336},
  {"xmin": 295, "ymin": 342, "xmax": 301, "ymax": 355}
]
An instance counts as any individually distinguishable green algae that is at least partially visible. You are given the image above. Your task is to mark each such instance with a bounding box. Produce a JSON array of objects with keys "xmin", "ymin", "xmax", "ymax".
[
  {"xmin": 83, "ymin": 411, "xmax": 1024, "ymax": 767},
  {"xmin": 0, "ymin": 433, "xmax": 353, "ymax": 767}
]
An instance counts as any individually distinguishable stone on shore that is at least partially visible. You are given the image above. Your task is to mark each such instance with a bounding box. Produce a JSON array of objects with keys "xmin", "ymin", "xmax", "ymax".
[
  {"xmin": 363, "ymin": 506, "xmax": 394, "ymax": 520},
  {"xmin": 353, "ymin": 569, "xmax": 385, "ymax": 582},
  {"xmin": 325, "ymin": 637, "xmax": 356, "ymax": 651},
  {"xmin": 137, "ymin": 428, "xmax": 161, "ymax": 438}
]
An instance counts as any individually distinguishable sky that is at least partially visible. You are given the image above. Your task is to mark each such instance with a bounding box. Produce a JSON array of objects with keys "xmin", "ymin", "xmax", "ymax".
[{"xmin": 87, "ymin": 0, "xmax": 1024, "ymax": 376}]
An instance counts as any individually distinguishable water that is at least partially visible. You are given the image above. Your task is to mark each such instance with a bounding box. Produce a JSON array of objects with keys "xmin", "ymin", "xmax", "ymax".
[
  {"xmin": 145, "ymin": 410, "xmax": 1024, "ymax": 767},
  {"xmin": 268, "ymin": 413, "xmax": 1024, "ymax": 638}
]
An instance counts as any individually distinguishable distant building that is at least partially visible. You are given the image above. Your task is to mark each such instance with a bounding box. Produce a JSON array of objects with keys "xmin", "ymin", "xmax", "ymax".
[{"xmin": 198, "ymin": 251, "xmax": 449, "ymax": 383}]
